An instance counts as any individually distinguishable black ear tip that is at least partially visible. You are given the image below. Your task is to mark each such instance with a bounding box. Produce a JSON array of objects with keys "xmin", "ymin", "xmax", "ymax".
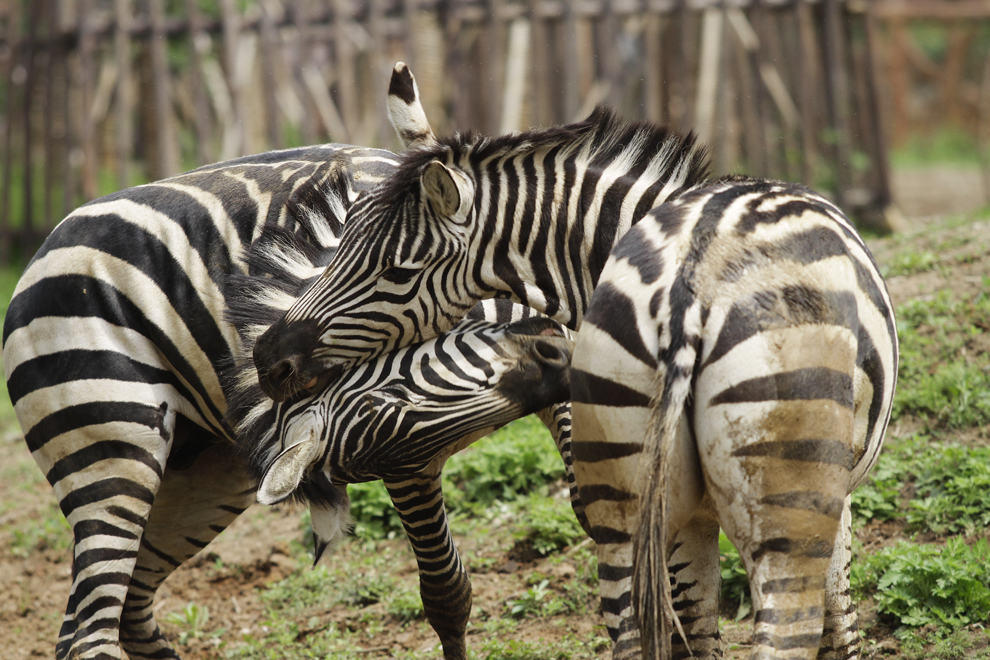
[{"xmin": 389, "ymin": 63, "xmax": 416, "ymax": 104}]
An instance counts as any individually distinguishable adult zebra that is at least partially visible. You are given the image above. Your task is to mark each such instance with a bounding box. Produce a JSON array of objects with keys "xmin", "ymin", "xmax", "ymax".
[
  {"xmin": 570, "ymin": 177, "xmax": 897, "ymax": 660},
  {"xmin": 2, "ymin": 61, "xmax": 580, "ymax": 660},
  {"xmin": 251, "ymin": 114, "xmax": 897, "ymax": 659}
]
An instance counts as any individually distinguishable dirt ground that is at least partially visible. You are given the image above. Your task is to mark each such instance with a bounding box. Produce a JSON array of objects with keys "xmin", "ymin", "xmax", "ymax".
[{"xmin": 1, "ymin": 164, "xmax": 987, "ymax": 660}]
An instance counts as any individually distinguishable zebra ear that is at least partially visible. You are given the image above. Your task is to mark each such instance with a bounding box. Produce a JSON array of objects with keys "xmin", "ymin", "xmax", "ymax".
[
  {"xmin": 387, "ymin": 62, "xmax": 437, "ymax": 149},
  {"xmin": 257, "ymin": 417, "xmax": 321, "ymax": 505},
  {"xmin": 421, "ymin": 160, "xmax": 464, "ymax": 220}
]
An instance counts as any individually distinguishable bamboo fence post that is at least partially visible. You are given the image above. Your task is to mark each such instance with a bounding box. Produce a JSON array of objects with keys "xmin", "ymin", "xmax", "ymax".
[
  {"xmin": 562, "ymin": 1, "xmax": 581, "ymax": 123},
  {"xmin": 259, "ymin": 0, "xmax": 283, "ymax": 151},
  {"xmin": 291, "ymin": 0, "xmax": 317, "ymax": 145},
  {"xmin": 218, "ymin": 0, "xmax": 246, "ymax": 159},
  {"xmin": 643, "ymin": 9, "xmax": 664, "ymax": 124},
  {"xmin": 185, "ymin": 0, "xmax": 213, "ymax": 165},
  {"xmin": 113, "ymin": 0, "xmax": 132, "ymax": 189},
  {"xmin": 43, "ymin": 0, "xmax": 57, "ymax": 233},
  {"xmin": 729, "ymin": 8, "xmax": 766, "ymax": 176},
  {"xmin": 695, "ymin": 8, "xmax": 722, "ymax": 146},
  {"xmin": 20, "ymin": 0, "xmax": 37, "ymax": 253},
  {"xmin": 78, "ymin": 0, "xmax": 97, "ymax": 199},
  {"xmin": 0, "ymin": 0, "xmax": 16, "ymax": 247},
  {"xmin": 62, "ymin": 2, "xmax": 76, "ymax": 219},
  {"xmin": 823, "ymin": 0, "xmax": 852, "ymax": 209},
  {"xmin": 149, "ymin": 0, "xmax": 179, "ymax": 177},
  {"xmin": 333, "ymin": 0, "xmax": 360, "ymax": 140},
  {"xmin": 501, "ymin": 14, "xmax": 530, "ymax": 134},
  {"xmin": 531, "ymin": 4, "xmax": 554, "ymax": 126},
  {"xmin": 797, "ymin": 1, "xmax": 820, "ymax": 186}
]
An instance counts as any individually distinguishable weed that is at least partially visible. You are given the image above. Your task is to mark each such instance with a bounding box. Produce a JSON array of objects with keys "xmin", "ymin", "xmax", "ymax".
[
  {"xmin": 346, "ymin": 481, "xmax": 403, "ymax": 540},
  {"xmin": 506, "ymin": 579, "xmax": 552, "ymax": 618},
  {"xmin": 882, "ymin": 249, "xmax": 938, "ymax": 277},
  {"xmin": 8, "ymin": 502, "xmax": 71, "ymax": 558},
  {"xmin": 852, "ymin": 537, "xmax": 990, "ymax": 633},
  {"xmin": 719, "ymin": 531, "xmax": 751, "ymax": 621},
  {"xmin": 164, "ymin": 602, "xmax": 220, "ymax": 646},
  {"xmin": 443, "ymin": 416, "xmax": 564, "ymax": 514},
  {"xmin": 514, "ymin": 492, "xmax": 586, "ymax": 556}
]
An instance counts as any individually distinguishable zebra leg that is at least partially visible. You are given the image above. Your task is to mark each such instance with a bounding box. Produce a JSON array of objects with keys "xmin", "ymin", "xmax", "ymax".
[
  {"xmin": 667, "ymin": 502, "xmax": 723, "ymax": 660},
  {"xmin": 385, "ymin": 473, "xmax": 471, "ymax": 660},
  {"xmin": 694, "ymin": 327, "xmax": 855, "ymax": 660},
  {"xmin": 536, "ymin": 402, "xmax": 591, "ymax": 536},
  {"xmin": 818, "ymin": 496, "xmax": 859, "ymax": 660},
  {"xmin": 41, "ymin": 402, "xmax": 177, "ymax": 660},
  {"xmin": 120, "ymin": 422, "xmax": 256, "ymax": 659}
]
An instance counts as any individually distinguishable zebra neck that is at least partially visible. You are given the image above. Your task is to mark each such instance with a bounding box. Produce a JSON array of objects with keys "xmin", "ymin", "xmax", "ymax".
[{"xmin": 474, "ymin": 168, "xmax": 697, "ymax": 331}]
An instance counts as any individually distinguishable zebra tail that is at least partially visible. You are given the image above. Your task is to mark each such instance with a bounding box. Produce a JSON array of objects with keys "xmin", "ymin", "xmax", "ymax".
[{"xmin": 635, "ymin": 301, "xmax": 703, "ymax": 660}]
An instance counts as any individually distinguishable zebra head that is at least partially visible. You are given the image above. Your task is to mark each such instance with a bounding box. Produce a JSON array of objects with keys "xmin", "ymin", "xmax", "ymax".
[
  {"xmin": 253, "ymin": 152, "xmax": 481, "ymax": 400},
  {"xmin": 244, "ymin": 315, "xmax": 572, "ymax": 561}
]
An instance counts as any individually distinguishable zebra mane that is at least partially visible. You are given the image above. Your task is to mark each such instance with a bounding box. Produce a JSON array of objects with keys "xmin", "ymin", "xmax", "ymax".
[
  {"xmin": 222, "ymin": 186, "xmax": 343, "ymax": 505},
  {"xmin": 373, "ymin": 105, "xmax": 711, "ymax": 203}
]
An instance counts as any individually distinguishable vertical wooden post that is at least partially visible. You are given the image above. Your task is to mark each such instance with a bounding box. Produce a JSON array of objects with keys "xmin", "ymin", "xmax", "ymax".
[
  {"xmin": 218, "ymin": 0, "xmax": 245, "ymax": 159},
  {"xmin": 823, "ymin": 0, "xmax": 851, "ymax": 208},
  {"xmin": 113, "ymin": 0, "xmax": 133, "ymax": 190},
  {"xmin": 695, "ymin": 8, "xmax": 723, "ymax": 146},
  {"xmin": 78, "ymin": 0, "xmax": 98, "ymax": 199},
  {"xmin": 185, "ymin": 0, "xmax": 214, "ymax": 165},
  {"xmin": 149, "ymin": 0, "xmax": 179, "ymax": 177},
  {"xmin": 797, "ymin": 1, "xmax": 820, "ymax": 185},
  {"xmin": 887, "ymin": 17, "xmax": 910, "ymax": 147},
  {"xmin": 43, "ymin": 0, "xmax": 57, "ymax": 232},
  {"xmin": 0, "ymin": 0, "xmax": 17, "ymax": 246},
  {"xmin": 862, "ymin": 6, "xmax": 900, "ymax": 230},
  {"xmin": 259, "ymin": 0, "xmax": 283, "ymax": 151}
]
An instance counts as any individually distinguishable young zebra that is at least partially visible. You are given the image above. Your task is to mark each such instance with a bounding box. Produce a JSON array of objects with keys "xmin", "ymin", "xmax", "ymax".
[
  {"xmin": 249, "ymin": 113, "xmax": 896, "ymax": 658},
  {"xmin": 226, "ymin": 218, "xmax": 572, "ymax": 660},
  {"xmin": 570, "ymin": 177, "xmax": 897, "ymax": 659}
]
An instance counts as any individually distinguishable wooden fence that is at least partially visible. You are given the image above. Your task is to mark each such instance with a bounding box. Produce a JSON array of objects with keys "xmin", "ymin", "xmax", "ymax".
[{"xmin": 2, "ymin": 0, "xmax": 985, "ymax": 261}]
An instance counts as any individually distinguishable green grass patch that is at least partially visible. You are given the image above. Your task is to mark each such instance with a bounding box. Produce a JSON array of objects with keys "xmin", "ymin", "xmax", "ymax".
[
  {"xmin": 513, "ymin": 493, "xmax": 585, "ymax": 556},
  {"xmin": 893, "ymin": 288, "xmax": 990, "ymax": 428},
  {"xmin": 853, "ymin": 435, "xmax": 990, "ymax": 535},
  {"xmin": 852, "ymin": 536, "xmax": 990, "ymax": 634}
]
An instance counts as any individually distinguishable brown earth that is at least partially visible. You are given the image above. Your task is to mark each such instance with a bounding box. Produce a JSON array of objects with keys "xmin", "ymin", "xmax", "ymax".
[{"xmin": 1, "ymin": 165, "xmax": 987, "ymax": 660}]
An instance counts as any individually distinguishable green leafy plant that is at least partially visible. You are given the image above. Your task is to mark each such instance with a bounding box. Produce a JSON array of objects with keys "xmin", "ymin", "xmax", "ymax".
[
  {"xmin": 165, "ymin": 602, "xmax": 219, "ymax": 645},
  {"xmin": 506, "ymin": 579, "xmax": 552, "ymax": 618},
  {"xmin": 514, "ymin": 493, "xmax": 586, "ymax": 556},
  {"xmin": 852, "ymin": 537, "xmax": 990, "ymax": 633},
  {"xmin": 346, "ymin": 481, "xmax": 403, "ymax": 540},
  {"xmin": 719, "ymin": 531, "xmax": 751, "ymax": 621}
]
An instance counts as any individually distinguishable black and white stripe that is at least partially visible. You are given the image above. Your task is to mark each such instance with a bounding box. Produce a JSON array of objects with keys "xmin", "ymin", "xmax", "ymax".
[
  {"xmin": 2, "ymin": 145, "xmax": 403, "ymax": 660},
  {"xmin": 224, "ymin": 217, "xmax": 572, "ymax": 660},
  {"xmin": 252, "ymin": 105, "xmax": 710, "ymax": 400},
  {"xmin": 570, "ymin": 176, "xmax": 897, "ymax": 660}
]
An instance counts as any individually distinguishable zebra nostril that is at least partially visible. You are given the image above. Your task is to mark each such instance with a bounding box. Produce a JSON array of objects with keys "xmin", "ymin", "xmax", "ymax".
[
  {"xmin": 268, "ymin": 358, "xmax": 296, "ymax": 385},
  {"xmin": 533, "ymin": 340, "xmax": 566, "ymax": 364}
]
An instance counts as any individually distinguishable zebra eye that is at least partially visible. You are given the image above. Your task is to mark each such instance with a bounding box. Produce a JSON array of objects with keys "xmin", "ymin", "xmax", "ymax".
[{"xmin": 380, "ymin": 266, "xmax": 419, "ymax": 285}]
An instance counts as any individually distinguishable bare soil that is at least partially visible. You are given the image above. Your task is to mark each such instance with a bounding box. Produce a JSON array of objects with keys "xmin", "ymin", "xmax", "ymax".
[{"xmin": 1, "ymin": 165, "xmax": 987, "ymax": 660}]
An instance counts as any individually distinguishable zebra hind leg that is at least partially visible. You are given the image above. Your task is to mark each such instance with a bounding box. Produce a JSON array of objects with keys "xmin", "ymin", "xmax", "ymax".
[
  {"xmin": 385, "ymin": 474, "xmax": 471, "ymax": 660},
  {"xmin": 818, "ymin": 496, "xmax": 859, "ymax": 660},
  {"xmin": 120, "ymin": 425, "xmax": 256, "ymax": 659},
  {"xmin": 44, "ymin": 403, "xmax": 176, "ymax": 659},
  {"xmin": 667, "ymin": 503, "xmax": 723, "ymax": 660}
]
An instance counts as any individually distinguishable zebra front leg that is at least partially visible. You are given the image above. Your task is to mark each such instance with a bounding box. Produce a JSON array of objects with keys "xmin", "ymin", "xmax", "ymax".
[
  {"xmin": 818, "ymin": 496, "xmax": 859, "ymax": 660},
  {"xmin": 121, "ymin": 429, "xmax": 256, "ymax": 659},
  {"xmin": 537, "ymin": 401, "xmax": 591, "ymax": 536},
  {"xmin": 385, "ymin": 474, "xmax": 471, "ymax": 660}
]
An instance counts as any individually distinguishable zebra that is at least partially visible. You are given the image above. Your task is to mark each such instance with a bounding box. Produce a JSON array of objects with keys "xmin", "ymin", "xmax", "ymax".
[
  {"xmin": 2, "ymin": 60, "xmax": 580, "ymax": 660},
  {"xmin": 225, "ymin": 215, "xmax": 572, "ymax": 660},
  {"xmin": 247, "ymin": 112, "xmax": 896, "ymax": 658},
  {"xmin": 570, "ymin": 176, "xmax": 897, "ymax": 659},
  {"xmin": 2, "ymin": 142, "xmax": 401, "ymax": 660}
]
